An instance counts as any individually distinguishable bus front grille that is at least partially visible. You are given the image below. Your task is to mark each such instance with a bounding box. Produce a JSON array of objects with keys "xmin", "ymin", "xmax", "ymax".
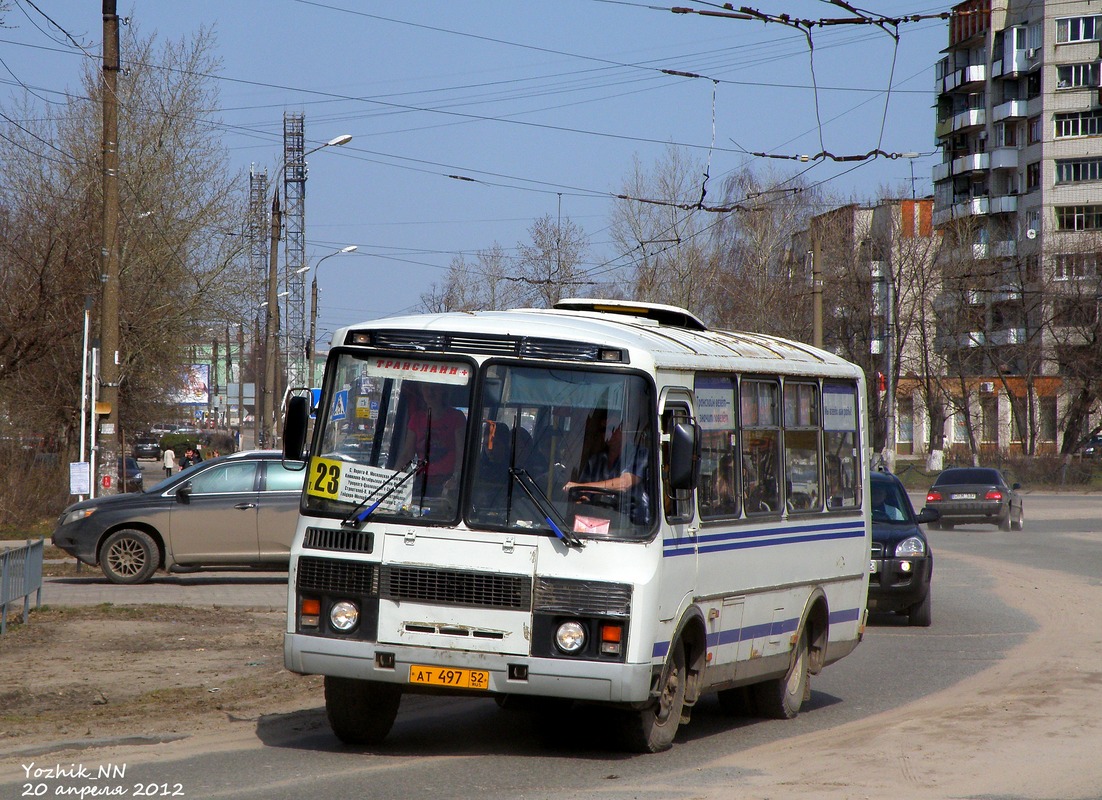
[
  {"xmin": 380, "ymin": 565, "xmax": 532, "ymax": 611},
  {"xmin": 297, "ymin": 556, "xmax": 378, "ymax": 596}
]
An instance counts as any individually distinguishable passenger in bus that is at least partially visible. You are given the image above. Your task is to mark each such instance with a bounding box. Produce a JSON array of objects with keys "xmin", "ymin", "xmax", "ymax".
[
  {"xmin": 563, "ymin": 411, "xmax": 651, "ymax": 524},
  {"xmin": 396, "ymin": 381, "xmax": 465, "ymax": 495}
]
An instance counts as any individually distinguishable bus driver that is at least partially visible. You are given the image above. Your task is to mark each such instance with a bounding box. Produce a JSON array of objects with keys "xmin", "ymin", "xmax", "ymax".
[{"xmin": 563, "ymin": 411, "xmax": 651, "ymax": 525}]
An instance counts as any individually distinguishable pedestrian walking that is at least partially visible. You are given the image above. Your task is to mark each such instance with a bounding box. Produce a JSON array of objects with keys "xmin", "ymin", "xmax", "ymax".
[{"xmin": 163, "ymin": 446, "xmax": 176, "ymax": 477}]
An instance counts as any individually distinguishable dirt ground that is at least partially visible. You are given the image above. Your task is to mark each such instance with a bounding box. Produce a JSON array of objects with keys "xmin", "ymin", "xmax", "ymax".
[
  {"xmin": 0, "ymin": 606, "xmax": 321, "ymax": 746},
  {"xmin": 2, "ymin": 554, "xmax": 1102, "ymax": 799}
]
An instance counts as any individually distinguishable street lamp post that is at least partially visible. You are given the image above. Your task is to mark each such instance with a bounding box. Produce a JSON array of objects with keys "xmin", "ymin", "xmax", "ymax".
[
  {"xmin": 260, "ymin": 133, "xmax": 351, "ymax": 449},
  {"xmin": 307, "ymin": 245, "xmax": 358, "ymax": 388}
]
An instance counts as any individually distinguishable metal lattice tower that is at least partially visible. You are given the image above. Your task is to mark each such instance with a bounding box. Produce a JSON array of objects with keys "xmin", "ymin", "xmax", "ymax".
[{"xmin": 283, "ymin": 112, "xmax": 307, "ymax": 389}]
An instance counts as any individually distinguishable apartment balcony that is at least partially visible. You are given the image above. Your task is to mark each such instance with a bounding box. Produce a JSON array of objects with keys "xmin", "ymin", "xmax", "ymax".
[
  {"xmin": 989, "ymin": 195, "xmax": 1017, "ymax": 215},
  {"xmin": 935, "ymin": 108, "xmax": 987, "ymax": 139},
  {"xmin": 972, "ymin": 240, "xmax": 1018, "ymax": 260},
  {"xmin": 989, "ymin": 147, "xmax": 1020, "ymax": 170},
  {"xmin": 938, "ymin": 64, "xmax": 988, "ymax": 94},
  {"xmin": 933, "ymin": 196, "xmax": 989, "ymax": 226},
  {"xmin": 993, "ymin": 99, "xmax": 1028, "ymax": 122},
  {"xmin": 933, "ymin": 161, "xmax": 952, "ymax": 183},
  {"xmin": 953, "ymin": 152, "xmax": 990, "ymax": 175},
  {"xmin": 990, "ymin": 327, "xmax": 1027, "ymax": 346}
]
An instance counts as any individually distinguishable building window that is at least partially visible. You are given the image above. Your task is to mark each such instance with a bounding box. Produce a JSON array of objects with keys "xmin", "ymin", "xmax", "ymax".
[
  {"xmin": 1039, "ymin": 397, "xmax": 1057, "ymax": 443},
  {"xmin": 1026, "ymin": 161, "xmax": 1041, "ymax": 190},
  {"xmin": 1057, "ymin": 63, "xmax": 1100, "ymax": 88},
  {"xmin": 1028, "ymin": 115, "xmax": 1042, "ymax": 144},
  {"xmin": 1056, "ymin": 205, "xmax": 1102, "ymax": 230},
  {"xmin": 1055, "ymin": 109, "xmax": 1102, "ymax": 138},
  {"xmin": 1057, "ymin": 16, "xmax": 1102, "ymax": 43},
  {"xmin": 1056, "ymin": 157, "xmax": 1102, "ymax": 184},
  {"xmin": 1053, "ymin": 251, "xmax": 1102, "ymax": 279},
  {"xmin": 897, "ymin": 397, "xmax": 913, "ymax": 445}
]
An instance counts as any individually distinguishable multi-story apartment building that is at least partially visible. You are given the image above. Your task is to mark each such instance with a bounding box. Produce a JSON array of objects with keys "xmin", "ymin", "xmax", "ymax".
[{"xmin": 932, "ymin": 0, "xmax": 1102, "ymax": 458}]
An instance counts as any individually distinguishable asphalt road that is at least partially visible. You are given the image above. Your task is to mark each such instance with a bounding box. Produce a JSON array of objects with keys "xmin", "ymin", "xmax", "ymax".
[{"xmin": 16, "ymin": 492, "xmax": 1099, "ymax": 800}]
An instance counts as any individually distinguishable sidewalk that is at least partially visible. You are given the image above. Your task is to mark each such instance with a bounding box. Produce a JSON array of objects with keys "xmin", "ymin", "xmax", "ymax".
[{"xmin": 41, "ymin": 569, "xmax": 287, "ymax": 608}]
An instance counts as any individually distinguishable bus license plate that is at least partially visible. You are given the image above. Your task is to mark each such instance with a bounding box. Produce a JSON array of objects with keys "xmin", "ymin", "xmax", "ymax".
[{"xmin": 409, "ymin": 664, "xmax": 489, "ymax": 690}]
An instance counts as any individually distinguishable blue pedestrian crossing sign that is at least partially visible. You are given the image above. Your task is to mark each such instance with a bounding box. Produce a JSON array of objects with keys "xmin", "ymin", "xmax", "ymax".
[{"xmin": 331, "ymin": 390, "xmax": 349, "ymax": 421}]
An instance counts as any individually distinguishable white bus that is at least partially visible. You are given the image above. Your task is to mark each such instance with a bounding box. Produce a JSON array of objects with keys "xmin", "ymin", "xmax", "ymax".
[{"xmin": 282, "ymin": 299, "xmax": 870, "ymax": 752}]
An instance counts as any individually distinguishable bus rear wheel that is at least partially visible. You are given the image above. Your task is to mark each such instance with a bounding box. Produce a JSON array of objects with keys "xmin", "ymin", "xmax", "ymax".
[
  {"xmin": 324, "ymin": 676, "xmax": 402, "ymax": 746},
  {"xmin": 619, "ymin": 641, "xmax": 686, "ymax": 753},
  {"xmin": 750, "ymin": 628, "xmax": 810, "ymax": 720}
]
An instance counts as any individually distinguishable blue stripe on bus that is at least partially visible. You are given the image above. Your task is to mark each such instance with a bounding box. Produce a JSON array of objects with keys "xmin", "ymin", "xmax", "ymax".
[
  {"xmin": 662, "ymin": 520, "xmax": 865, "ymax": 558},
  {"xmin": 651, "ymin": 606, "xmax": 864, "ymax": 659}
]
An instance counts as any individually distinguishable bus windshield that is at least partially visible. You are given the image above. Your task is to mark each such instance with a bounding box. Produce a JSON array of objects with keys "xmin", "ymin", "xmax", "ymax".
[{"xmin": 306, "ymin": 352, "xmax": 656, "ymax": 541}]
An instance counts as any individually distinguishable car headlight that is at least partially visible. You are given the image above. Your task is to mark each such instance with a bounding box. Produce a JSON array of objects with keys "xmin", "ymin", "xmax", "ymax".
[
  {"xmin": 554, "ymin": 621, "xmax": 587, "ymax": 654},
  {"xmin": 61, "ymin": 508, "xmax": 96, "ymax": 526},
  {"xmin": 329, "ymin": 601, "xmax": 360, "ymax": 632},
  {"xmin": 895, "ymin": 536, "xmax": 926, "ymax": 558}
]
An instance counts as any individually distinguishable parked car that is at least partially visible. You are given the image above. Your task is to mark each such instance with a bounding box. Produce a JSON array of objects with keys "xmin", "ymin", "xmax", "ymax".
[
  {"xmin": 867, "ymin": 470, "xmax": 937, "ymax": 627},
  {"xmin": 118, "ymin": 456, "xmax": 144, "ymax": 492},
  {"xmin": 52, "ymin": 451, "xmax": 306, "ymax": 584},
  {"xmin": 924, "ymin": 467, "xmax": 1024, "ymax": 531},
  {"xmin": 132, "ymin": 435, "xmax": 160, "ymax": 460},
  {"xmin": 1079, "ymin": 434, "xmax": 1102, "ymax": 459}
]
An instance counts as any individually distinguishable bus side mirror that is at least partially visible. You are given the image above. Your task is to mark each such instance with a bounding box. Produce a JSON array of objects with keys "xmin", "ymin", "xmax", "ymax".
[
  {"xmin": 283, "ymin": 395, "xmax": 310, "ymax": 462},
  {"xmin": 669, "ymin": 422, "xmax": 700, "ymax": 491}
]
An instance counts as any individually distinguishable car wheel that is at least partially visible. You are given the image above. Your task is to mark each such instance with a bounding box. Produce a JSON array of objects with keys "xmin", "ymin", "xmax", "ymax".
[
  {"xmin": 998, "ymin": 508, "xmax": 1012, "ymax": 531},
  {"xmin": 618, "ymin": 638, "xmax": 687, "ymax": 753},
  {"xmin": 908, "ymin": 590, "xmax": 932, "ymax": 627},
  {"xmin": 750, "ymin": 627, "xmax": 810, "ymax": 720},
  {"xmin": 99, "ymin": 529, "xmax": 159, "ymax": 585},
  {"xmin": 1011, "ymin": 504, "xmax": 1025, "ymax": 531},
  {"xmin": 324, "ymin": 676, "xmax": 402, "ymax": 746}
]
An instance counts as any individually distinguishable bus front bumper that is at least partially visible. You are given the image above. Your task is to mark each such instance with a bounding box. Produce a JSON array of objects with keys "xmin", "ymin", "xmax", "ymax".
[{"xmin": 284, "ymin": 632, "xmax": 655, "ymax": 704}]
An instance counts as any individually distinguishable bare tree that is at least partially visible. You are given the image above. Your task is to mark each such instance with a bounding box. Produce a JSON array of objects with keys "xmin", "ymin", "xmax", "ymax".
[
  {"xmin": 711, "ymin": 168, "xmax": 824, "ymax": 336},
  {"xmin": 419, "ymin": 243, "xmax": 522, "ymax": 312},
  {"xmin": 0, "ymin": 24, "xmax": 248, "ymax": 460},
  {"xmin": 513, "ymin": 214, "xmax": 589, "ymax": 308},
  {"xmin": 610, "ymin": 148, "xmax": 721, "ymax": 316}
]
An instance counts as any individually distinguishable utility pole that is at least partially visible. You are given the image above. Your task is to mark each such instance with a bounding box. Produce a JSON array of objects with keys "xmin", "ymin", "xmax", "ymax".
[
  {"xmin": 96, "ymin": 0, "xmax": 122, "ymax": 495},
  {"xmin": 262, "ymin": 192, "xmax": 282, "ymax": 448}
]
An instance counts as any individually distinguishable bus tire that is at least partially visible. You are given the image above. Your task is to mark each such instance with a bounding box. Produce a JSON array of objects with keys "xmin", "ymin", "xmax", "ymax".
[
  {"xmin": 324, "ymin": 676, "xmax": 402, "ymax": 746},
  {"xmin": 750, "ymin": 627, "xmax": 809, "ymax": 720},
  {"xmin": 620, "ymin": 640, "xmax": 686, "ymax": 753},
  {"xmin": 99, "ymin": 529, "xmax": 159, "ymax": 585}
]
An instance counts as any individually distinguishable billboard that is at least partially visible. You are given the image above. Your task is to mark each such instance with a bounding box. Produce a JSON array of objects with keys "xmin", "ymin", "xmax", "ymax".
[{"xmin": 171, "ymin": 364, "xmax": 210, "ymax": 405}]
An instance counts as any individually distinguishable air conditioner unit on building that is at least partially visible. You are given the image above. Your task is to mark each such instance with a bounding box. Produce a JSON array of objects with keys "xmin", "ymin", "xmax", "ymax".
[{"xmin": 980, "ymin": 381, "xmax": 995, "ymax": 393}]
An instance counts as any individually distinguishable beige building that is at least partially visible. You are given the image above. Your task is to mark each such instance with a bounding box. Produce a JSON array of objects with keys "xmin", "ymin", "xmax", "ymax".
[{"xmin": 931, "ymin": 0, "xmax": 1102, "ymax": 458}]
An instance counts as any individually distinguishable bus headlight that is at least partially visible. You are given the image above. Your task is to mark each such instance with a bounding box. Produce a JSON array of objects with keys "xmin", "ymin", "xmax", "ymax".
[
  {"xmin": 330, "ymin": 601, "xmax": 360, "ymax": 632},
  {"xmin": 554, "ymin": 621, "xmax": 586, "ymax": 654}
]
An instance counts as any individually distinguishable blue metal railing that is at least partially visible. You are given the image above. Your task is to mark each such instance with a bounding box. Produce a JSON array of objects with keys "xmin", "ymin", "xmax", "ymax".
[{"xmin": 1, "ymin": 539, "xmax": 44, "ymax": 634}]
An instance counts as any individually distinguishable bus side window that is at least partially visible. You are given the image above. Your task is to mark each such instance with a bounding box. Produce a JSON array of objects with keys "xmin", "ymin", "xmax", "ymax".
[{"xmin": 661, "ymin": 406, "xmax": 694, "ymax": 523}]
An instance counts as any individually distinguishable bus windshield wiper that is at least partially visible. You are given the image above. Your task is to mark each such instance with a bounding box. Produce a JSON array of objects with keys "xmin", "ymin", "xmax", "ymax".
[
  {"xmin": 509, "ymin": 468, "xmax": 583, "ymax": 548},
  {"xmin": 341, "ymin": 458, "xmax": 425, "ymax": 528}
]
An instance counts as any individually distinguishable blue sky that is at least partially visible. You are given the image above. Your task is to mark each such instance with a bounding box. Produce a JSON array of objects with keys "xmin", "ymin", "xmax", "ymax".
[{"xmin": 2, "ymin": 1, "xmax": 949, "ymax": 338}]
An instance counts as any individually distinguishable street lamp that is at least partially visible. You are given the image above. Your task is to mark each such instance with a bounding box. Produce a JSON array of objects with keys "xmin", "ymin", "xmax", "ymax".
[
  {"xmin": 261, "ymin": 133, "xmax": 352, "ymax": 449},
  {"xmin": 308, "ymin": 245, "xmax": 358, "ymax": 388}
]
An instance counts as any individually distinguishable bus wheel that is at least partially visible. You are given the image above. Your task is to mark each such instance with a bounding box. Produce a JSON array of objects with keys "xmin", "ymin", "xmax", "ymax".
[
  {"xmin": 620, "ymin": 641, "xmax": 686, "ymax": 753},
  {"xmin": 751, "ymin": 628, "xmax": 809, "ymax": 720},
  {"xmin": 324, "ymin": 676, "xmax": 402, "ymax": 746}
]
